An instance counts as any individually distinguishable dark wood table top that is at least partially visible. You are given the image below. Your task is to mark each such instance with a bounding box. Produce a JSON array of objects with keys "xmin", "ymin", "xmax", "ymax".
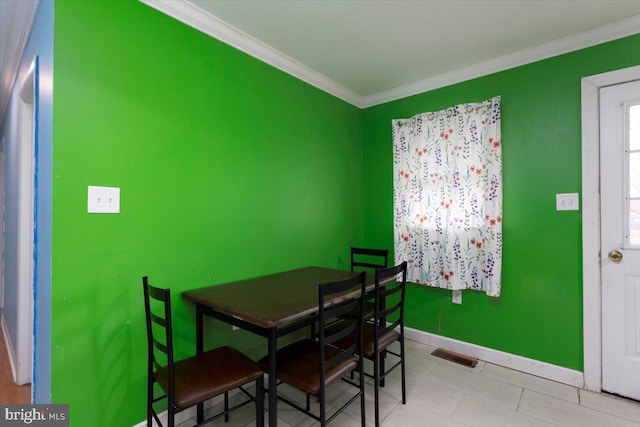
[{"xmin": 182, "ymin": 267, "xmax": 367, "ymax": 328}]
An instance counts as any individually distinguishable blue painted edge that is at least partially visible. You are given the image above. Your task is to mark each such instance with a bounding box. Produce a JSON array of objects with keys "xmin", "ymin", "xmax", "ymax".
[{"xmin": 32, "ymin": 54, "xmax": 39, "ymax": 403}]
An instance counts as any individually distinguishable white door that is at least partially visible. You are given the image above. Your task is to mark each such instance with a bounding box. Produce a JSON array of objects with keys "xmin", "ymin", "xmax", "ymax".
[{"xmin": 600, "ymin": 80, "xmax": 640, "ymax": 401}]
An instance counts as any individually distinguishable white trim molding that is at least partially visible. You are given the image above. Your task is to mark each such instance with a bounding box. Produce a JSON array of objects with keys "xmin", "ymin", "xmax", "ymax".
[
  {"xmin": 364, "ymin": 14, "xmax": 640, "ymax": 107},
  {"xmin": 131, "ymin": 390, "xmax": 237, "ymax": 427},
  {"xmin": 133, "ymin": 326, "xmax": 585, "ymax": 426},
  {"xmin": 138, "ymin": 1, "xmax": 640, "ymax": 109},
  {"xmin": 138, "ymin": 0, "xmax": 364, "ymax": 107},
  {"xmin": 581, "ymin": 64, "xmax": 640, "ymax": 393},
  {"xmin": 404, "ymin": 326, "xmax": 584, "ymax": 388}
]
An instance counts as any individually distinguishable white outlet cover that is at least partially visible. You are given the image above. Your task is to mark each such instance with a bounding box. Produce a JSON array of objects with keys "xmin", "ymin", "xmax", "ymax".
[
  {"xmin": 88, "ymin": 186, "xmax": 120, "ymax": 213},
  {"xmin": 452, "ymin": 290, "xmax": 462, "ymax": 304},
  {"xmin": 556, "ymin": 193, "xmax": 579, "ymax": 211}
]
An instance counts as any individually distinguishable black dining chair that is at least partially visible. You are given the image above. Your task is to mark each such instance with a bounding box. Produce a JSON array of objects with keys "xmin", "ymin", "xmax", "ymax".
[
  {"xmin": 335, "ymin": 261, "xmax": 408, "ymax": 427},
  {"xmin": 351, "ymin": 246, "xmax": 389, "ymax": 273},
  {"xmin": 259, "ymin": 272, "xmax": 367, "ymax": 426},
  {"xmin": 340, "ymin": 247, "xmax": 389, "ymax": 321},
  {"xmin": 143, "ymin": 276, "xmax": 264, "ymax": 427}
]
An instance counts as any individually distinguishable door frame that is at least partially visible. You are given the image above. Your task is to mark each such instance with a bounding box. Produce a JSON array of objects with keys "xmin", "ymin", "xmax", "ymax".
[
  {"xmin": 14, "ymin": 58, "xmax": 36, "ymax": 386},
  {"xmin": 581, "ymin": 64, "xmax": 640, "ymax": 393}
]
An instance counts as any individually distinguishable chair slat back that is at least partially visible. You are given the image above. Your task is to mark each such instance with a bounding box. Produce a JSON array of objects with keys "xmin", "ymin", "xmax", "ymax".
[
  {"xmin": 143, "ymin": 277, "xmax": 174, "ymax": 385},
  {"xmin": 318, "ymin": 272, "xmax": 366, "ymax": 372},
  {"xmin": 373, "ymin": 262, "xmax": 407, "ymax": 341},
  {"xmin": 350, "ymin": 247, "xmax": 388, "ymax": 272}
]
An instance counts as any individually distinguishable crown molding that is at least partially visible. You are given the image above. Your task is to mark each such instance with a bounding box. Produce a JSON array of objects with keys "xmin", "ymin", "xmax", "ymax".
[
  {"xmin": 140, "ymin": 1, "xmax": 640, "ymax": 110},
  {"xmin": 363, "ymin": 13, "xmax": 640, "ymax": 108},
  {"xmin": 139, "ymin": 0, "xmax": 364, "ymax": 108}
]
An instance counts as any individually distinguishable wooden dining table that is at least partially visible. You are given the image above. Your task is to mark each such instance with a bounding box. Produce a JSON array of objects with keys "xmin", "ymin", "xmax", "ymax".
[{"xmin": 182, "ymin": 266, "xmax": 372, "ymax": 426}]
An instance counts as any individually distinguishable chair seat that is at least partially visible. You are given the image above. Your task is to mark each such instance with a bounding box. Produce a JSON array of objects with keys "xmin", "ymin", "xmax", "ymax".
[
  {"xmin": 258, "ymin": 339, "xmax": 358, "ymax": 395},
  {"xmin": 361, "ymin": 325, "xmax": 400, "ymax": 357},
  {"xmin": 155, "ymin": 346, "xmax": 264, "ymax": 409},
  {"xmin": 334, "ymin": 323, "xmax": 400, "ymax": 358}
]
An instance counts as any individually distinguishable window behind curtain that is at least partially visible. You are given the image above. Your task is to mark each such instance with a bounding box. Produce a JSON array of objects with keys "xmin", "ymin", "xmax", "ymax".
[{"xmin": 392, "ymin": 96, "xmax": 502, "ymax": 297}]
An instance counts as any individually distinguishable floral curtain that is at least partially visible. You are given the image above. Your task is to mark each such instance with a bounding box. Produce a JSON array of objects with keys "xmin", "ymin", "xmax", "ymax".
[{"xmin": 392, "ymin": 96, "xmax": 502, "ymax": 297}]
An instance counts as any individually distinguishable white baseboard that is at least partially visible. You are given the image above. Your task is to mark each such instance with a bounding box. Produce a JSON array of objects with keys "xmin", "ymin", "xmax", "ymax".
[
  {"xmin": 132, "ymin": 389, "xmax": 236, "ymax": 427},
  {"xmin": 132, "ymin": 329, "xmax": 585, "ymax": 426},
  {"xmin": 1, "ymin": 314, "xmax": 19, "ymax": 383},
  {"xmin": 404, "ymin": 326, "xmax": 585, "ymax": 387}
]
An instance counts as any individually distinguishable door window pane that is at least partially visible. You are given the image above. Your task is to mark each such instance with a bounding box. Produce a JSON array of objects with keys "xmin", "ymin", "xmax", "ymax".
[
  {"xmin": 628, "ymin": 104, "xmax": 640, "ymax": 246},
  {"xmin": 631, "ymin": 152, "xmax": 640, "ymax": 199},
  {"xmin": 631, "ymin": 199, "xmax": 640, "ymax": 246},
  {"xmin": 631, "ymin": 105, "xmax": 640, "ymax": 151}
]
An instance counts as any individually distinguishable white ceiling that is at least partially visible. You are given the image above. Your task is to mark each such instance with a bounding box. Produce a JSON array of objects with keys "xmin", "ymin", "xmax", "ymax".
[
  {"xmin": 3, "ymin": 1, "xmax": 640, "ymax": 119},
  {"xmin": 148, "ymin": 0, "xmax": 640, "ymax": 106}
]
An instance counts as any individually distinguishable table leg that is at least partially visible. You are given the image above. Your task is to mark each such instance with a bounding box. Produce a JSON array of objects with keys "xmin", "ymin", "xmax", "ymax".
[
  {"xmin": 268, "ymin": 327, "xmax": 277, "ymax": 426},
  {"xmin": 379, "ymin": 294, "xmax": 386, "ymax": 387},
  {"xmin": 196, "ymin": 304, "xmax": 204, "ymax": 354},
  {"xmin": 196, "ymin": 304, "xmax": 204, "ymax": 422}
]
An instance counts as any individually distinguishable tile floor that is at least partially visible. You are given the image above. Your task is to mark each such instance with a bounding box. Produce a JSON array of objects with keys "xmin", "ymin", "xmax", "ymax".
[
  {"xmin": 0, "ymin": 325, "xmax": 31, "ymax": 404},
  {"xmin": 180, "ymin": 339, "xmax": 640, "ymax": 427}
]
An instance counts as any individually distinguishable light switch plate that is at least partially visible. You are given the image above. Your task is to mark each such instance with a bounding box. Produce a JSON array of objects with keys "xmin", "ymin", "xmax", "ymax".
[
  {"xmin": 88, "ymin": 186, "xmax": 120, "ymax": 213},
  {"xmin": 556, "ymin": 193, "xmax": 579, "ymax": 211}
]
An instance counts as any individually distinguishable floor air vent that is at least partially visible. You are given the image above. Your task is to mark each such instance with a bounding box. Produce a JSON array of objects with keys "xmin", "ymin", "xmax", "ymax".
[{"xmin": 431, "ymin": 348, "xmax": 478, "ymax": 368}]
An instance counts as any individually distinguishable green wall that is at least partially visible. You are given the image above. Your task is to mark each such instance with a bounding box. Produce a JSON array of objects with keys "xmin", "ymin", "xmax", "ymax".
[
  {"xmin": 49, "ymin": 0, "xmax": 640, "ymax": 424},
  {"xmin": 52, "ymin": 1, "xmax": 361, "ymax": 425},
  {"xmin": 362, "ymin": 34, "xmax": 640, "ymax": 371}
]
